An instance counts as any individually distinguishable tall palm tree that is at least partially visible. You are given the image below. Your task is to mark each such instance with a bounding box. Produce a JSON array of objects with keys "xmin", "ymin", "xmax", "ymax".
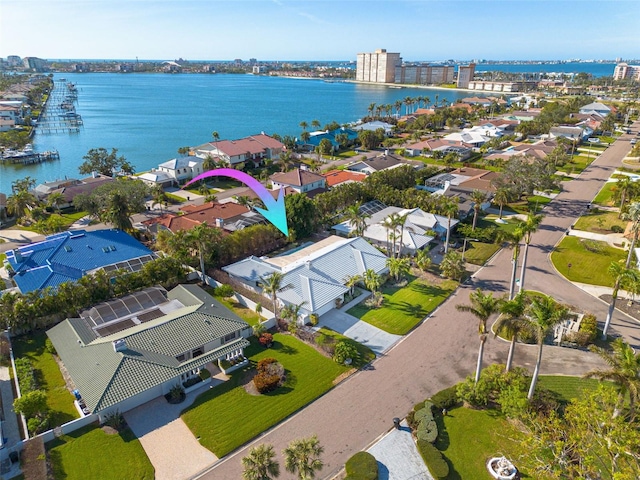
[
  {"xmin": 415, "ymin": 248, "xmax": 432, "ymax": 271},
  {"xmin": 494, "ymin": 292, "xmax": 528, "ymax": 372},
  {"xmin": 261, "ymin": 271, "xmax": 285, "ymax": 323},
  {"xmin": 440, "ymin": 197, "xmax": 459, "ymax": 255},
  {"xmin": 283, "ymin": 435, "xmax": 324, "ymax": 480},
  {"xmin": 311, "ymin": 119, "xmax": 321, "ymax": 131},
  {"xmin": 525, "ymin": 296, "xmax": 569, "ymax": 400},
  {"xmin": 470, "ymin": 190, "xmax": 487, "ymax": 231},
  {"xmin": 585, "ymin": 338, "xmax": 640, "ymax": 420},
  {"xmin": 622, "ymin": 201, "xmax": 640, "ymax": 268},
  {"xmin": 386, "ymin": 257, "xmax": 410, "ymax": 283},
  {"xmin": 105, "ymin": 191, "xmax": 133, "ymax": 232},
  {"xmin": 343, "ymin": 202, "xmax": 369, "ymax": 237},
  {"xmin": 496, "ymin": 227, "xmax": 525, "ymax": 300},
  {"xmin": 456, "ymin": 289, "xmax": 501, "ymax": 383},
  {"xmin": 363, "ymin": 268, "xmax": 381, "ymax": 293},
  {"xmin": 203, "ymin": 154, "xmax": 217, "ymax": 171},
  {"xmin": 242, "ymin": 443, "xmax": 280, "ymax": 480},
  {"xmin": 7, "ymin": 189, "xmax": 37, "ymax": 220},
  {"xmin": 367, "ymin": 103, "xmax": 376, "ymax": 119},
  {"xmin": 614, "ymin": 176, "xmax": 635, "ymax": 218},
  {"xmin": 299, "ymin": 121, "xmax": 308, "ymax": 131},
  {"xmin": 493, "ymin": 186, "xmax": 513, "ymax": 219},
  {"xmin": 602, "ymin": 260, "xmax": 637, "ymax": 340},
  {"xmin": 46, "ymin": 191, "xmax": 66, "ymax": 214},
  {"xmin": 344, "ymin": 274, "xmax": 362, "ymax": 297},
  {"xmin": 212, "ymin": 131, "xmax": 220, "ymax": 143},
  {"xmin": 518, "ymin": 212, "xmax": 543, "ymax": 294},
  {"xmin": 150, "ymin": 184, "xmax": 167, "ymax": 213},
  {"xmin": 187, "ymin": 222, "xmax": 221, "ymax": 284},
  {"xmin": 394, "ymin": 100, "xmax": 402, "ymax": 118}
]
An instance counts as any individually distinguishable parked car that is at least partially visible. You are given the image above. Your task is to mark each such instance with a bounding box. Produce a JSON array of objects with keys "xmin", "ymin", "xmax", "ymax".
[
  {"xmin": 631, "ymin": 139, "xmax": 637, "ymax": 145},
  {"xmin": 587, "ymin": 137, "xmax": 600, "ymax": 143}
]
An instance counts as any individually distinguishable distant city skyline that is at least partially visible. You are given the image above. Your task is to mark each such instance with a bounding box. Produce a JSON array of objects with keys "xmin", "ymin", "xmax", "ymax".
[{"xmin": 1, "ymin": 0, "xmax": 639, "ymax": 62}]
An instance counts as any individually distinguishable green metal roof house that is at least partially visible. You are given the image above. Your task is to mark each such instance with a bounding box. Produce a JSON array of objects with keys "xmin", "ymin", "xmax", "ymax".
[{"xmin": 47, "ymin": 284, "xmax": 251, "ymax": 419}]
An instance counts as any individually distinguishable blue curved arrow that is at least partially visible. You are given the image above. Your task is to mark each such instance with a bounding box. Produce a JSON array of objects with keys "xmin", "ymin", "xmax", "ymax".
[{"xmin": 185, "ymin": 168, "xmax": 289, "ymax": 236}]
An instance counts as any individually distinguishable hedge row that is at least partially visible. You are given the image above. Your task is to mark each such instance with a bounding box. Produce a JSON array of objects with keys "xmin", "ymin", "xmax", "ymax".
[
  {"xmin": 345, "ymin": 451, "xmax": 378, "ymax": 480},
  {"xmin": 416, "ymin": 440, "xmax": 449, "ymax": 479}
]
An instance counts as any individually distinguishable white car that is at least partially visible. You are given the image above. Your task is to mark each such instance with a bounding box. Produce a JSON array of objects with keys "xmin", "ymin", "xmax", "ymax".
[
  {"xmin": 631, "ymin": 139, "xmax": 637, "ymax": 145},
  {"xmin": 587, "ymin": 137, "xmax": 600, "ymax": 143}
]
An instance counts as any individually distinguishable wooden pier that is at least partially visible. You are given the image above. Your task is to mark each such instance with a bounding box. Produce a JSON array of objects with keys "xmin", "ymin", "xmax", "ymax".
[
  {"xmin": 0, "ymin": 150, "xmax": 60, "ymax": 165},
  {"xmin": 36, "ymin": 79, "xmax": 83, "ymax": 135}
]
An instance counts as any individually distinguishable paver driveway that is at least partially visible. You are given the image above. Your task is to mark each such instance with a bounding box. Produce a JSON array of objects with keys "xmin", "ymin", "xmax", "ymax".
[
  {"xmin": 125, "ymin": 385, "xmax": 218, "ymax": 480},
  {"xmin": 318, "ymin": 308, "xmax": 402, "ymax": 356}
]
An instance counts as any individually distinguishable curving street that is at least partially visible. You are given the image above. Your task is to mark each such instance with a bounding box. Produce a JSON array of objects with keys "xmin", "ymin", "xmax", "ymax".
[{"xmin": 195, "ymin": 124, "xmax": 640, "ymax": 480}]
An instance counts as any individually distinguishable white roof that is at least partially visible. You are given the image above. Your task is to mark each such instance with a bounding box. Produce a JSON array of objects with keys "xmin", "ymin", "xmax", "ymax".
[{"xmin": 158, "ymin": 156, "xmax": 203, "ymax": 170}]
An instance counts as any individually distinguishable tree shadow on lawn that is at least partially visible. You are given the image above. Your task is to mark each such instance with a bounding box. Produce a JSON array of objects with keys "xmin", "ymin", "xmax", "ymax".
[
  {"xmin": 386, "ymin": 300, "xmax": 427, "ymax": 318},
  {"xmin": 409, "ymin": 281, "xmax": 448, "ymax": 298},
  {"xmin": 270, "ymin": 341, "xmax": 297, "ymax": 356}
]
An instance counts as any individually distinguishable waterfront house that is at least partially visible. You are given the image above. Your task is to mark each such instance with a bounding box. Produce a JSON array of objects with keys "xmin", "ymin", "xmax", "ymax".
[
  {"xmin": 137, "ymin": 170, "xmax": 175, "ymax": 188},
  {"xmin": 223, "ymin": 235, "xmax": 389, "ymax": 321},
  {"xmin": 47, "ymin": 284, "xmax": 251, "ymax": 418},
  {"xmin": 156, "ymin": 156, "xmax": 204, "ymax": 185},
  {"xmin": 423, "ymin": 167, "xmax": 497, "ymax": 218},
  {"xmin": 194, "ymin": 133, "xmax": 285, "ymax": 168},
  {"xmin": 269, "ymin": 169, "xmax": 326, "ymax": 194},
  {"xmin": 296, "ymin": 128, "xmax": 359, "ymax": 152},
  {"xmin": 347, "ymin": 153, "xmax": 423, "ymax": 175},
  {"xmin": 3, "ymin": 229, "xmax": 155, "ymax": 294},
  {"xmin": 34, "ymin": 174, "xmax": 114, "ymax": 208},
  {"xmin": 405, "ymin": 139, "xmax": 472, "ymax": 159},
  {"xmin": 578, "ymin": 102, "xmax": 613, "ymax": 117},
  {"xmin": 321, "ymin": 170, "xmax": 367, "ymax": 188}
]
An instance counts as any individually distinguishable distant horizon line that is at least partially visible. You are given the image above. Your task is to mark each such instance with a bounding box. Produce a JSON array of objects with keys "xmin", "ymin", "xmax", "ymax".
[{"xmin": 10, "ymin": 57, "xmax": 637, "ymax": 64}]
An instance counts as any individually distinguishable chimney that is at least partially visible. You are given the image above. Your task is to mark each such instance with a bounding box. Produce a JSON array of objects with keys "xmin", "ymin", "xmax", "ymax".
[{"xmin": 112, "ymin": 339, "xmax": 127, "ymax": 352}]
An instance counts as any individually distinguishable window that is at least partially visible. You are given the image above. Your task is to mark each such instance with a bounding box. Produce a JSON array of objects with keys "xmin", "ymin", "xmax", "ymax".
[
  {"xmin": 192, "ymin": 347, "xmax": 204, "ymax": 358},
  {"xmin": 176, "ymin": 354, "xmax": 186, "ymax": 362},
  {"xmin": 224, "ymin": 332, "xmax": 236, "ymax": 342}
]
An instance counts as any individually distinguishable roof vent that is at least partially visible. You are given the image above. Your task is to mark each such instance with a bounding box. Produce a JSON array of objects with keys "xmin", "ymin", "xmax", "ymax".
[{"xmin": 113, "ymin": 339, "xmax": 127, "ymax": 352}]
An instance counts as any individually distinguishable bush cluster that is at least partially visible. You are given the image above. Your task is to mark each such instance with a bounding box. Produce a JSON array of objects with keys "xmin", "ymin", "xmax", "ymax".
[
  {"xmin": 414, "ymin": 401, "xmax": 438, "ymax": 443},
  {"xmin": 182, "ymin": 376, "xmax": 202, "ymax": 389},
  {"xmin": 315, "ymin": 333, "xmax": 336, "ymax": 356},
  {"xmin": 416, "ymin": 440, "xmax": 449, "ymax": 479},
  {"xmin": 611, "ymin": 224, "xmax": 624, "ymax": 233},
  {"xmin": 578, "ymin": 313, "xmax": 598, "ymax": 342},
  {"xmin": 344, "ymin": 451, "xmax": 378, "ymax": 480},
  {"xmin": 259, "ymin": 332, "xmax": 273, "ymax": 347},
  {"xmin": 333, "ymin": 340, "xmax": 358, "ymax": 364},
  {"xmin": 457, "ymin": 223, "xmax": 498, "ymax": 243},
  {"xmin": 253, "ymin": 357, "xmax": 285, "ymax": 394},
  {"xmin": 15, "ymin": 357, "xmax": 39, "ymax": 393},
  {"xmin": 456, "ymin": 364, "xmax": 530, "ymax": 410},
  {"xmin": 430, "ymin": 385, "xmax": 459, "ymax": 410}
]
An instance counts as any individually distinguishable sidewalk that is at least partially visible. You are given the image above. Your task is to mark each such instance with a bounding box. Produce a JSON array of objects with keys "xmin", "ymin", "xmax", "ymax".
[
  {"xmin": 566, "ymin": 228, "xmax": 626, "ymax": 248},
  {"xmin": 0, "ymin": 366, "xmax": 23, "ymax": 479}
]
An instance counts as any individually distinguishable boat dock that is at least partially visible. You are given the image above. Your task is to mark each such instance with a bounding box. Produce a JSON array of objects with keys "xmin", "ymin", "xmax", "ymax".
[
  {"xmin": 36, "ymin": 79, "xmax": 83, "ymax": 134},
  {"xmin": 0, "ymin": 149, "xmax": 60, "ymax": 165}
]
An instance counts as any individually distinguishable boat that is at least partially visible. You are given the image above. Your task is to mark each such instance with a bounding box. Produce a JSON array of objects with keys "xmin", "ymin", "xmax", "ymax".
[{"xmin": 486, "ymin": 456, "xmax": 517, "ymax": 480}]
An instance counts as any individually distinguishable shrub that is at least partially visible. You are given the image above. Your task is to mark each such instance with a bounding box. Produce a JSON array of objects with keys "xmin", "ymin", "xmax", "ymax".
[
  {"xmin": 15, "ymin": 357, "xmax": 38, "ymax": 394},
  {"xmin": 254, "ymin": 358, "xmax": 285, "ymax": 393},
  {"xmin": 199, "ymin": 368, "xmax": 211, "ymax": 380},
  {"xmin": 102, "ymin": 410, "xmax": 126, "ymax": 431},
  {"xmin": 167, "ymin": 384, "xmax": 185, "ymax": 404},
  {"xmin": 333, "ymin": 340, "xmax": 358, "ymax": 364},
  {"xmin": 431, "ymin": 385, "xmax": 459, "ymax": 410},
  {"xmin": 309, "ymin": 313, "xmax": 319, "ymax": 326},
  {"xmin": 456, "ymin": 376, "xmax": 491, "ymax": 407},
  {"xmin": 416, "ymin": 418, "xmax": 438, "ymax": 443},
  {"xmin": 458, "ymin": 223, "xmax": 498, "ymax": 243},
  {"xmin": 566, "ymin": 330, "xmax": 591, "ymax": 347},
  {"xmin": 416, "ymin": 440, "xmax": 449, "ymax": 479},
  {"xmin": 579, "ymin": 313, "xmax": 598, "ymax": 342},
  {"xmin": 183, "ymin": 376, "xmax": 202, "ymax": 388},
  {"xmin": 315, "ymin": 333, "xmax": 336, "ymax": 355},
  {"xmin": 581, "ymin": 239, "xmax": 603, "ymax": 253},
  {"xmin": 252, "ymin": 322, "xmax": 266, "ymax": 337},
  {"xmin": 259, "ymin": 332, "xmax": 273, "ymax": 347},
  {"xmin": 214, "ymin": 284, "xmax": 235, "ymax": 299},
  {"xmin": 498, "ymin": 385, "xmax": 529, "ymax": 419},
  {"xmin": 344, "ymin": 451, "xmax": 378, "ymax": 480},
  {"xmin": 44, "ymin": 338, "xmax": 57, "ymax": 355},
  {"xmin": 611, "ymin": 224, "xmax": 624, "ymax": 233}
]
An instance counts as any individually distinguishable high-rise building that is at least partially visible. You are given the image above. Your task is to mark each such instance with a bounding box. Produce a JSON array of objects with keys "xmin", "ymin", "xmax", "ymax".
[
  {"xmin": 457, "ymin": 63, "xmax": 476, "ymax": 89},
  {"xmin": 613, "ymin": 63, "xmax": 640, "ymax": 81},
  {"xmin": 356, "ymin": 49, "xmax": 402, "ymax": 83},
  {"xmin": 393, "ymin": 64, "xmax": 454, "ymax": 85}
]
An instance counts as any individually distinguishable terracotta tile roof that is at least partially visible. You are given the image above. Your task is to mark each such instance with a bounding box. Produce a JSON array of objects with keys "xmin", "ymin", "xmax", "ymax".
[
  {"xmin": 321, "ymin": 170, "xmax": 367, "ymax": 187},
  {"xmin": 270, "ymin": 169, "xmax": 324, "ymax": 187},
  {"xmin": 231, "ymin": 186, "xmax": 297, "ymax": 201},
  {"xmin": 208, "ymin": 134, "xmax": 284, "ymax": 157},
  {"xmin": 180, "ymin": 201, "xmax": 250, "ymax": 219}
]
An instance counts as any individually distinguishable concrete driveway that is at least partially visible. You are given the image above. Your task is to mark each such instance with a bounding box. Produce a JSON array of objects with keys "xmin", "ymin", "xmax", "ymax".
[
  {"xmin": 124, "ymin": 381, "xmax": 219, "ymax": 480},
  {"xmin": 318, "ymin": 309, "xmax": 401, "ymax": 356}
]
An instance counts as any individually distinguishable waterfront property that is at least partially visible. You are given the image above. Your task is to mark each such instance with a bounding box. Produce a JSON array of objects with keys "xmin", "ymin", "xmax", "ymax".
[
  {"xmin": 347, "ymin": 153, "xmax": 423, "ymax": 175},
  {"xmin": 223, "ymin": 235, "xmax": 389, "ymax": 321},
  {"xmin": 193, "ymin": 133, "xmax": 285, "ymax": 168},
  {"xmin": 34, "ymin": 174, "xmax": 114, "ymax": 208},
  {"xmin": 269, "ymin": 168, "xmax": 327, "ymax": 194},
  {"xmin": 46, "ymin": 284, "xmax": 251, "ymax": 418},
  {"xmin": 3, "ymin": 229, "xmax": 155, "ymax": 294},
  {"xmin": 139, "ymin": 156, "xmax": 204, "ymax": 187}
]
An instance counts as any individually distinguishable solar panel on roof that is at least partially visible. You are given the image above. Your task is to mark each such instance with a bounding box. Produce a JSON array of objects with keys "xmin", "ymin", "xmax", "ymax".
[
  {"xmin": 123, "ymin": 296, "xmax": 141, "ymax": 311},
  {"xmin": 137, "ymin": 308, "xmax": 164, "ymax": 323},
  {"xmin": 95, "ymin": 318, "xmax": 136, "ymax": 337}
]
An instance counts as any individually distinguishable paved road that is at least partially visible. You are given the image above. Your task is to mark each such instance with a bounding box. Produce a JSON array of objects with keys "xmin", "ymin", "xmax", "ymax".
[{"xmin": 195, "ymin": 126, "xmax": 640, "ymax": 479}]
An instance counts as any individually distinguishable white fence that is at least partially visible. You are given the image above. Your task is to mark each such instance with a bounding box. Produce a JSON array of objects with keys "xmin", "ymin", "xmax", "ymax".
[{"xmin": 37, "ymin": 413, "xmax": 99, "ymax": 443}]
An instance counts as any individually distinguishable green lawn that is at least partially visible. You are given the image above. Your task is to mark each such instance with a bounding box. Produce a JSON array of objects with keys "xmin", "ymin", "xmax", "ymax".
[
  {"xmin": 551, "ymin": 236, "xmax": 626, "ymax": 287},
  {"xmin": 592, "ymin": 182, "xmax": 617, "ymax": 207},
  {"xmin": 181, "ymin": 333, "xmax": 348, "ymax": 457},
  {"xmin": 47, "ymin": 424, "xmax": 154, "ymax": 480},
  {"xmin": 461, "ymin": 241, "xmax": 501, "ymax": 266},
  {"xmin": 573, "ymin": 210, "xmax": 627, "ymax": 234},
  {"xmin": 347, "ymin": 276, "xmax": 458, "ymax": 335},
  {"xmin": 316, "ymin": 327, "xmax": 376, "ymax": 368},
  {"xmin": 556, "ymin": 154, "xmax": 595, "ymax": 174},
  {"xmin": 500, "ymin": 196, "xmax": 553, "ymax": 215},
  {"xmin": 216, "ymin": 297, "xmax": 262, "ymax": 326},
  {"xmin": 434, "ymin": 376, "xmax": 601, "ymax": 480},
  {"xmin": 164, "ymin": 192, "xmax": 186, "ymax": 203},
  {"xmin": 12, "ymin": 332, "xmax": 79, "ymax": 427}
]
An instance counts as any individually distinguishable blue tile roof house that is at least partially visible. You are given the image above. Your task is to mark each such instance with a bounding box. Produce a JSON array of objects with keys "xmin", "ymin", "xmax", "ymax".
[
  {"xmin": 4, "ymin": 229, "xmax": 156, "ymax": 294},
  {"xmin": 223, "ymin": 235, "xmax": 389, "ymax": 322},
  {"xmin": 47, "ymin": 284, "xmax": 251, "ymax": 418}
]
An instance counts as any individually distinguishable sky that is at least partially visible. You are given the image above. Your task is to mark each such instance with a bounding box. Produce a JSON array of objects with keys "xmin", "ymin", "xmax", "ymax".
[{"xmin": 1, "ymin": 0, "xmax": 639, "ymax": 62}]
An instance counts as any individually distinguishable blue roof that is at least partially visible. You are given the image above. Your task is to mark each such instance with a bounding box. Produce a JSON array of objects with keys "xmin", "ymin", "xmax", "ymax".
[{"xmin": 6, "ymin": 229, "xmax": 154, "ymax": 294}]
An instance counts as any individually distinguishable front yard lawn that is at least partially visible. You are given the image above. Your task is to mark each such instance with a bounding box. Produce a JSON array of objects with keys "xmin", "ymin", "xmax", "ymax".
[
  {"xmin": 181, "ymin": 333, "xmax": 349, "ymax": 457},
  {"xmin": 550, "ymin": 236, "xmax": 626, "ymax": 287},
  {"xmin": 347, "ymin": 275, "xmax": 458, "ymax": 335},
  {"xmin": 592, "ymin": 182, "xmax": 617, "ymax": 207},
  {"xmin": 316, "ymin": 327, "xmax": 376, "ymax": 368},
  {"xmin": 47, "ymin": 424, "xmax": 154, "ymax": 480},
  {"xmin": 216, "ymin": 297, "xmax": 262, "ymax": 326},
  {"xmin": 573, "ymin": 210, "xmax": 627, "ymax": 234},
  {"xmin": 461, "ymin": 241, "xmax": 501, "ymax": 266},
  {"xmin": 12, "ymin": 332, "xmax": 79, "ymax": 427}
]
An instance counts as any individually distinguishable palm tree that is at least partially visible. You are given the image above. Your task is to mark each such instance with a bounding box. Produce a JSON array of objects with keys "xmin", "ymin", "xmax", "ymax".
[
  {"xmin": 496, "ymin": 227, "xmax": 525, "ymax": 300},
  {"xmin": 363, "ymin": 268, "xmax": 381, "ymax": 293},
  {"xmin": 493, "ymin": 187, "xmax": 513, "ymax": 219},
  {"xmin": 470, "ymin": 190, "xmax": 487, "ymax": 231},
  {"xmin": 212, "ymin": 131, "xmax": 220, "ymax": 143},
  {"xmin": 280, "ymin": 301, "xmax": 307, "ymax": 327},
  {"xmin": 386, "ymin": 257, "xmax": 410, "ymax": 283},
  {"xmin": 415, "ymin": 248, "xmax": 432, "ymax": 271},
  {"xmin": 517, "ymin": 213, "xmax": 543, "ymax": 294},
  {"xmin": 456, "ymin": 289, "xmax": 501, "ymax": 383},
  {"xmin": 150, "ymin": 184, "xmax": 167, "ymax": 213},
  {"xmin": 344, "ymin": 274, "xmax": 362, "ymax": 297},
  {"xmin": 440, "ymin": 198, "xmax": 459, "ymax": 255},
  {"xmin": 203, "ymin": 154, "xmax": 217, "ymax": 171},
  {"xmin": 311, "ymin": 119, "xmax": 321, "ymax": 131},
  {"xmin": 46, "ymin": 191, "xmax": 66, "ymax": 214},
  {"xmin": 235, "ymin": 195, "xmax": 254, "ymax": 209},
  {"xmin": 494, "ymin": 292, "xmax": 528, "ymax": 372},
  {"xmin": 283, "ymin": 435, "xmax": 324, "ymax": 480},
  {"xmin": 242, "ymin": 443, "xmax": 280, "ymax": 480},
  {"xmin": 261, "ymin": 271, "xmax": 284, "ymax": 323},
  {"xmin": 104, "ymin": 191, "xmax": 133, "ymax": 232},
  {"xmin": 367, "ymin": 103, "xmax": 376, "ymax": 120},
  {"xmin": 585, "ymin": 338, "xmax": 640, "ymax": 420},
  {"xmin": 615, "ymin": 176, "xmax": 635, "ymax": 218},
  {"xmin": 186, "ymin": 223, "xmax": 220, "ymax": 284},
  {"xmin": 525, "ymin": 296, "xmax": 569, "ymax": 400},
  {"xmin": 394, "ymin": 100, "xmax": 402, "ymax": 118},
  {"xmin": 343, "ymin": 202, "xmax": 369, "ymax": 237},
  {"xmin": 299, "ymin": 121, "xmax": 308, "ymax": 131},
  {"xmin": 7, "ymin": 189, "xmax": 37, "ymax": 220},
  {"xmin": 602, "ymin": 260, "xmax": 637, "ymax": 339},
  {"xmin": 622, "ymin": 201, "xmax": 640, "ymax": 267}
]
